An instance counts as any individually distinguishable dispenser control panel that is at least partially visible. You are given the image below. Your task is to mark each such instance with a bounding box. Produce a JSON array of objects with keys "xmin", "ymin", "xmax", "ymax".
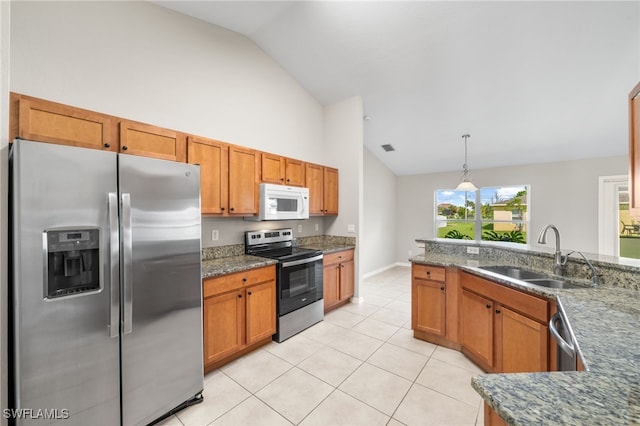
[{"xmin": 44, "ymin": 228, "xmax": 101, "ymax": 299}]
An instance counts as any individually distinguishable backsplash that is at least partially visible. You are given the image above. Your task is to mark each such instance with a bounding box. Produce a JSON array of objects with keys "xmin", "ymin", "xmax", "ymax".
[
  {"xmin": 202, "ymin": 235, "xmax": 356, "ymax": 261},
  {"xmin": 419, "ymin": 239, "xmax": 640, "ymax": 290}
]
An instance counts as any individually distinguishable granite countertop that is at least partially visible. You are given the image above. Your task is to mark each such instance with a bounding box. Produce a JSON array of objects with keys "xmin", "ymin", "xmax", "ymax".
[
  {"xmin": 202, "ymin": 255, "xmax": 277, "ymax": 279},
  {"xmin": 299, "ymin": 242, "xmax": 355, "ymax": 254},
  {"xmin": 201, "ymin": 239, "xmax": 355, "ymax": 279},
  {"xmin": 412, "ymin": 253, "xmax": 640, "ymax": 425}
]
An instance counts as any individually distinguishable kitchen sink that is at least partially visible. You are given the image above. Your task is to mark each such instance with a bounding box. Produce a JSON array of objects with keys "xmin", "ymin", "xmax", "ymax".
[
  {"xmin": 479, "ymin": 265, "xmax": 546, "ymax": 280},
  {"xmin": 478, "ymin": 265, "xmax": 584, "ymax": 289}
]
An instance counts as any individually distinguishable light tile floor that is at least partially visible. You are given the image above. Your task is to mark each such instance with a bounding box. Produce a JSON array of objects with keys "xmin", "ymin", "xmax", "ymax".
[{"xmin": 159, "ymin": 266, "xmax": 485, "ymax": 426}]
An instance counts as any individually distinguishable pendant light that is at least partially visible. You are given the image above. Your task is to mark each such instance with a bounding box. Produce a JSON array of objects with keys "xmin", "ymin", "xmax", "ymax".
[{"xmin": 455, "ymin": 134, "xmax": 478, "ymax": 191}]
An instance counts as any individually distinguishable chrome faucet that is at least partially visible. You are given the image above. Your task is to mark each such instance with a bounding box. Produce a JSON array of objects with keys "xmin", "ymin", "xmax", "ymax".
[
  {"xmin": 537, "ymin": 224, "xmax": 564, "ymax": 275},
  {"xmin": 565, "ymin": 251, "xmax": 599, "ymax": 285}
]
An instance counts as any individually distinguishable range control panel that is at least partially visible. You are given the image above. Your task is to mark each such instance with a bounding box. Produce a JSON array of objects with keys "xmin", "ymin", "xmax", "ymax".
[{"xmin": 245, "ymin": 228, "xmax": 293, "ymax": 247}]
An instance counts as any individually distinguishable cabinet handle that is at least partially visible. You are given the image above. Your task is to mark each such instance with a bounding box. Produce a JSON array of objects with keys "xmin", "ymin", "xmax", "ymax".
[
  {"xmin": 495, "ymin": 309, "xmax": 501, "ymax": 314},
  {"xmin": 230, "ymin": 207, "xmax": 235, "ymax": 212},
  {"xmin": 440, "ymin": 286, "xmax": 445, "ymax": 291},
  {"xmin": 242, "ymin": 278, "xmax": 247, "ymax": 282},
  {"xmin": 248, "ymin": 291, "xmax": 252, "ymax": 295},
  {"xmin": 426, "ymin": 271, "xmax": 431, "ymax": 276},
  {"xmin": 237, "ymin": 294, "xmax": 242, "ymax": 298},
  {"xmin": 221, "ymin": 207, "xmax": 225, "ymax": 211},
  {"xmin": 104, "ymin": 143, "xmax": 111, "ymax": 148},
  {"xmin": 122, "ymin": 145, "xmax": 128, "ymax": 151},
  {"xmin": 486, "ymin": 304, "xmax": 491, "ymax": 309}
]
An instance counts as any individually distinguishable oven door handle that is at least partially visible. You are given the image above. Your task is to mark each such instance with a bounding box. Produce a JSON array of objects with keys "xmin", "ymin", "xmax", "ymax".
[{"xmin": 281, "ymin": 254, "xmax": 323, "ymax": 268}]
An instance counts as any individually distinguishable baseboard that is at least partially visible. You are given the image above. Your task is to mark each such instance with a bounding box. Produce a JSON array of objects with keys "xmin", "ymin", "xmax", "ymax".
[{"xmin": 362, "ymin": 262, "xmax": 410, "ymax": 279}]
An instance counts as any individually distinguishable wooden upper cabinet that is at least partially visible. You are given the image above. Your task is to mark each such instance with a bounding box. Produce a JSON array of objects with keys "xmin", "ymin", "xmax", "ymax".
[
  {"xmin": 120, "ymin": 120, "xmax": 186, "ymax": 162},
  {"xmin": 323, "ymin": 167, "xmax": 339, "ymax": 215},
  {"xmin": 228, "ymin": 145, "xmax": 259, "ymax": 215},
  {"xmin": 261, "ymin": 153, "xmax": 306, "ymax": 187},
  {"xmin": 285, "ymin": 158, "xmax": 305, "ymax": 186},
  {"xmin": 629, "ymin": 81, "xmax": 640, "ymax": 215},
  {"xmin": 187, "ymin": 136, "xmax": 229, "ymax": 215},
  {"xmin": 12, "ymin": 93, "xmax": 116, "ymax": 151},
  {"xmin": 306, "ymin": 163, "xmax": 325, "ymax": 215},
  {"xmin": 261, "ymin": 153, "xmax": 286, "ymax": 184},
  {"xmin": 305, "ymin": 163, "xmax": 339, "ymax": 215}
]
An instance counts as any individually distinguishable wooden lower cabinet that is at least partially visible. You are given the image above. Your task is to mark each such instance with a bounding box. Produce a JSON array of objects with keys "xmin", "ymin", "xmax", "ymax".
[
  {"xmin": 460, "ymin": 271, "xmax": 550, "ymax": 373},
  {"xmin": 495, "ymin": 305, "xmax": 548, "ymax": 373},
  {"xmin": 203, "ymin": 265, "xmax": 276, "ymax": 371},
  {"xmin": 323, "ymin": 249, "xmax": 355, "ymax": 312},
  {"xmin": 461, "ymin": 289, "xmax": 494, "ymax": 370},
  {"xmin": 485, "ymin": 403, "xmax": 508, "ymax": 426},
  {"xmin": 412, "ymin": 264, "xmax": 446, "ymax": 337}
]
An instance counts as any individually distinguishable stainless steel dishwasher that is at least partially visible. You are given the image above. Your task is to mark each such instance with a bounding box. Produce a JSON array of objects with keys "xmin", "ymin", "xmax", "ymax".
[{"xmin": 549, "ymin": 303, "xmax": 579, "ymax": 371}]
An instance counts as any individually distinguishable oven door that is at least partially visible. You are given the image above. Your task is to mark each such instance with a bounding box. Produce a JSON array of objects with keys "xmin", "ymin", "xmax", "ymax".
[{"xmin": 277, "ymin": 254, "xmax": 323, "ymax": 316}]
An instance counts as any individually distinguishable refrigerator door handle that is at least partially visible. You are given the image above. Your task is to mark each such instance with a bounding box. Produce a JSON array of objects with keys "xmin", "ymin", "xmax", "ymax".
[
  {"xmin": 108, "ymin": 192, "xmax": 120, "ymax": 338},
  {"xmin": 122, "ymin": 193, "xmax": 133, "ymax": 335}
]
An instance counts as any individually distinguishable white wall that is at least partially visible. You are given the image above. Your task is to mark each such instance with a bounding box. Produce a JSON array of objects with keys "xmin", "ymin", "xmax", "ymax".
[
  {"xmin": 323, "ymin": 96, "xmax": 364, "ymax": 296},
  {"xmin": 10, "ymin": 1, "xmax": 324, "ymax": 163},
  {"xmin": 396, "ymin": 155, "xmax": 628, "ymax": 261},
  {"xmin": 362, "ymin": 146, "xmax": 397, "ymax": 275}
]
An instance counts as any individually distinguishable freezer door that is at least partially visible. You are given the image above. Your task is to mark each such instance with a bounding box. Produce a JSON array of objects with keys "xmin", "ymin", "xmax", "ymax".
[
  {"xmin": 10, "ymin": 140, "xmax": 120, "ymax": 425},
  {"xmin": 119, "ymin": 154, "xmax": 203, "ymax": 426}
]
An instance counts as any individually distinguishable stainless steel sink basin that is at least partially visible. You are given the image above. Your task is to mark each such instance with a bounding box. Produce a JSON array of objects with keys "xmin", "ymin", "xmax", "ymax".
[
  {"xmin": 479, "ymin": 265, "xmax": 546, "ymax": 280},
  {"xmin": 478, "ymin": 265, "xmax": 583, "ymax": 289},
  {"xmin": 522, "ymin": 278, "xmax": 583, "ymax": 289}
]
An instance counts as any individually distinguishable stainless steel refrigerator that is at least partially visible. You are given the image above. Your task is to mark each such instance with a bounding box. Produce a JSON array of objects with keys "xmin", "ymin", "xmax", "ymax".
[{"xmin": 9, "ymin": 139, "xmax": 204, "ymax": 425}]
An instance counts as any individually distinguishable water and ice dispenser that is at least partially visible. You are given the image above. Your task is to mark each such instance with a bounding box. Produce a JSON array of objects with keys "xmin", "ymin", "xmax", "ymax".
[{"xmin": 44, "ymin": 228, "xmax": 101, "ymax": 299}]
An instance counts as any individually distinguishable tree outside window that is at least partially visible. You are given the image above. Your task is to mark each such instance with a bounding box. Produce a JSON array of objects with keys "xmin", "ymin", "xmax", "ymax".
[{"xmin": 435, "ymin": 186, "xmax": 529, "ymax": 244}]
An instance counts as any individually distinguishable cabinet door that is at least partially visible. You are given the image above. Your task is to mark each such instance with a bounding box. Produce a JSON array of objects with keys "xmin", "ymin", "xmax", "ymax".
[
  {"xmin": 120, "ymin": 120, "xmax": 186, "ymax": 162},
  {"xmin": 306, "ymin": 163, "xmax": 324, "ymax": 215},
  {"xmin": 17, "ymin": 96, "xmax": 116, "ymax": 151},
  {"xmin": 261, "ymin": 153, "xmax": 285, "ymax": 184},
  {"xmin": 323, "ymin": 263, "xmax": 340, "ymax": 311},
  {"xmin": 228, "ymin": 145, "xmax": 259, "ymax": 215},
  {"xmin": 495, "ymin": 305, "xmax": 548, "ymax": 373},
  {"xmin": 203, "ymin": 291, "xmax": 244, "ymax": 366},
  {"xmin": 413, "ymin": 280, "xmax": 446, "ymax": 336},
  {"xmin": 246, "ymin": 281, "xmax": 277, "ymax": 345},
  {"xmin": 339, "ymin": 258, "xmax": 355, "ymax": 301},
  {"xmin": 187, "ymin": 136, "xmax": 228, "ymax": 215},
  {"xmin": 285, "ymin": 158, "xmax": 306, "ymax": 186},
  {"xmin": 323, "ymin": 167, "xmax": 339, "ymax": 215},
  {"xmin": 461, "ymin": 289, "xmax": 494, "ymax": 370}
]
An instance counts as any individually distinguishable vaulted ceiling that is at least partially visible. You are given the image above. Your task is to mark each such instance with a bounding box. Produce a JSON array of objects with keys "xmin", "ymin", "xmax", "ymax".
[{"xmin": 153, "ymin": 1, "xmax": 639, "ymax": 176}]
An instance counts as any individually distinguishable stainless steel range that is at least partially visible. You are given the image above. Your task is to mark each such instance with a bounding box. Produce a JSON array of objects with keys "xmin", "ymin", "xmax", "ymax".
[{"xmin": 245, "ymin": 229, "xmax": 323, "ymax": 342}]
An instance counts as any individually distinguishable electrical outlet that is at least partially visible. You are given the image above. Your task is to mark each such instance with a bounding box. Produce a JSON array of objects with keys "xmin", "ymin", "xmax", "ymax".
[
  {"xmin": 408, "ymin": 250, "xmax": 413, "ymax": 257},
  {"xmin": 298, "ymin": 224, "xmax": 303, "ymax": 233},
  {"xmin": 347, "ymin": 224, "xmax": 356, "ymax": 233},
  {"xmin": 315, "ymin": 223, "xmax": 319, "ymax": 232},
  {"xmin": 467, "ymin": 260, "xmax": 480, "ymax": 267},
  {"xmin": 211, "ymin": 230, "xmax": 219, "ymax": 241},
  {"xmin": 467, "ymin": 246, "xmax": 479, "ymax": 254}
]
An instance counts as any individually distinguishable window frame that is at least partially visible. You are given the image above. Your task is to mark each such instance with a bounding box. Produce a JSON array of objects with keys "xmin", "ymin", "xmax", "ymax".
[{"xmin": 434, "ymin": 185, "xmax": 530, "ymax": 245}]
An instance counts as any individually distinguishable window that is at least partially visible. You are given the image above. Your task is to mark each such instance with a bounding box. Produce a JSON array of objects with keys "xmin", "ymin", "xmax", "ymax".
[{"xmin": 435, "ymin": 185, "xmax": 529, "ymax": 244}]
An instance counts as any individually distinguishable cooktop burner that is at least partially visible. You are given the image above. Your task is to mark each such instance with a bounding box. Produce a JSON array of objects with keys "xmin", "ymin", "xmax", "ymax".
[{"xmin": 244, "ymin": 228, "xmax": 322, "ymax": 261}]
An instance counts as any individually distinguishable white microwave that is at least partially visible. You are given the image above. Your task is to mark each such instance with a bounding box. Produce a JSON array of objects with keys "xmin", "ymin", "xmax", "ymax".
[{"xmin": 251, "ymin": 183, "xmax": 309, "ymax": 221}]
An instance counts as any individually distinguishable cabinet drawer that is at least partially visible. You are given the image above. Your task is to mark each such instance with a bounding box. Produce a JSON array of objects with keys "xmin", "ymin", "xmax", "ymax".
[
  {"xmin": 203, "ymin": 265, "xmax": 275, "ymax": 298},
  {"xmin": 461, "ymin": 272, "xmax": 548, "ymax": 323},
  {"xmin": 323, "ymin": 249, "xmax": 354, "ymax": 266},
  {"xmin": 412, "ymin": 264, "xmax": 446, "ymax": 282}
]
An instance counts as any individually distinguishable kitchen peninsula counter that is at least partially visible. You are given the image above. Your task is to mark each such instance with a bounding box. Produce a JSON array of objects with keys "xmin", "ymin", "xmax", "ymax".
[{"xmin": 412, "ymin": 242, "xmax": 640, "ymax": 425}]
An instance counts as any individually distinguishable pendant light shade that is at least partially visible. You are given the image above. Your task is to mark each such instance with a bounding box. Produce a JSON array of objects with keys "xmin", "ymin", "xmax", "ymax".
[{"xmin": 455, "ymin": 134, "xmax": 478, "ymax": 191}]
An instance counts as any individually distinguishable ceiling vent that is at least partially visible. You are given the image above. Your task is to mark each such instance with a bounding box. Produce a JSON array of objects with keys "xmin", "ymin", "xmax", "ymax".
[{"xmin": 381, "ymin": 144, "xmax": 395, "ymax": 152}]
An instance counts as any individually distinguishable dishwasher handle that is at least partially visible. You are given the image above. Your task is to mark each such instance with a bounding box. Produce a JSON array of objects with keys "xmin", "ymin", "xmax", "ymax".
[{"xmin": 549, "ymin": 312, "xmax": 575, "ymax": 358}]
